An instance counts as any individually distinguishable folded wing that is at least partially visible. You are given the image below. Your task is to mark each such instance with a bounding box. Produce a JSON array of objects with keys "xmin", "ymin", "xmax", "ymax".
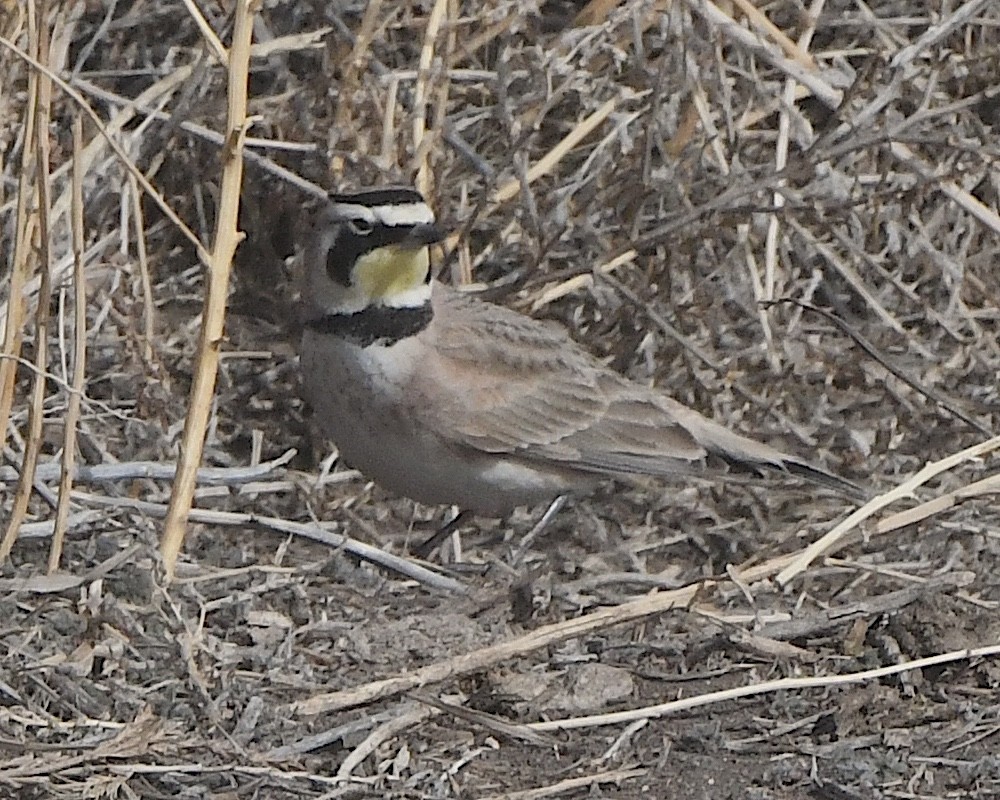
[{"xmin": 418, "ymin": 283, "xmax": 860, "ymax": 496}]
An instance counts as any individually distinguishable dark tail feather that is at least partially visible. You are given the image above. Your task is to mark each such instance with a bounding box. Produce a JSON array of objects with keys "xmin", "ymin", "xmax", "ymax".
[{"xmin": 781, "ymin": 458, "xmax": 868, "ymax": 501}]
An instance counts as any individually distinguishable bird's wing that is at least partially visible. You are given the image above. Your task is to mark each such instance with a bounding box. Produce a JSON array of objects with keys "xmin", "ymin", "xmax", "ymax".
[
  {"xmin": 415, "ymin": 284, "xmax": 709, "ymax": 471},
  {"xmin": 414, "ymin": 284, "xmax": 863, "ymax": 497}
]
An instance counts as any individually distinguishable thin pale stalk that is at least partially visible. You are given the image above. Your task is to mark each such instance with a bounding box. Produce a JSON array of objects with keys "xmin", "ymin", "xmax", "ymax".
[
  {"xmin": 2, "ymin": 0, "xmax": 53, "ymax": 561},
  {"xmin": 128, "ymin": 173, "xmax": 154, "ymax": 363},
  {"xmin": 48, "ymin": 116, "xmax": 87, "ymax": 573},
  {"xmin": 160, "ymin": 0, "xmax": 260, "ymax": 579},
  {"xmin": 0, "ymin": 29, "xmax": 39, "ymax": 461},
  {"xmin": 413, "ymin": 0, "xmax": 448, "ymax": 194}
]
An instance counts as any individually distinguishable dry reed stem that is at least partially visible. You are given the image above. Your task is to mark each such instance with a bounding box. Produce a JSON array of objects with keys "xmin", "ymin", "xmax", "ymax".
[
  {"xmin": 378, "ymin": 74, "xmax": 400, "ymax": 170},
  {"xmin": 876, "ymin": 473, "xmax": 1000, "ymax": 535},
  {"xmin": 0, "ymin": 448, "xmax": 296, "ymax": 486},
  {"xmin": 336, "ymin": 704, "xmax": 438, "ymax": 781},
  {"xmin": 528, "ymin": 644, "xmax": 1000, "ymax": 732},
  {"xmin": 491, "ymin": 98, "xmax": 617, "ymax": 206},
  {"xmin": 160, "ymin": 0, "xmax": 260, "ymax": 579},
  {"xmin": 0, "ymin": 31, "xmax": 38, "ymax": 461},
  {"xmin": 429, "ymin": 0, "xmax": 459, "ymax": 186},
  {"xmin": 574, "ymin": 0, "xmax": 626, "ymax": 27},
  {"xmin": 689, "ymin": 77, "xmax": 730, "ymax": 175},
  {"xmin": 481, "ymin": 769, "xmax": 647, "ymax": 800},
  {"xmin": 529, "ymin": 249, "xmax": 637, "ymax": 311},
  {"xmin": 413, "ymin": 0, "xmax": 449, "ymax": 195},
  {"xmin": 250, "ymin": 27, "xmax": 330, "ymax": 59},
  {"xmin": 333, "ymin": 0, "xmax": 383, "ymax": 173},
  {"xmin": 41, "ymin": 65, "xmax": 195, "ymax": 264},
  {"xmin": 741, "ymin": 234, "xmax": 777, "ymax": 371},
  {"xmin": 889, "ymin": 140, "xmax": 1000, "ymax": 237},
  {"xmin": 689, "ymin": 0, "xmax": 844, "ymax": 108},
  {"xmin": 292, "ymin": 582, "xmax": 702, "ymax": 716},
  {"xmin": 786, "ymin": 218, "xmax": 936, "ymax": 361},
  {"xmin": 179, "ymin": 0, "xmax": 228, "ymax": 66},
  {"xmin": 727, "ymin": 0, "xmax": 817, "ymax": 69},
  {"xmin": 889, "ymin": 0, "xmax": 992, "ymax": 69},
  {"xmin": 0, "ymin": 41, "xmax": 204, "ymax": 275},
  {"xmin": 76, "ymin": 491, "xmax": 465, "ymax": 594},
  {"xmin": 757, "ymin": 0, "xmax": 825, "ymax": 372},
  {"xmin": 47, "ymin": 115, "xmax": 87, "ymax": 573},
  {"xmin": 823, "ymin": 559, "xmax": 993, "ymax": 610},
  {"xmin": 776, "ymin": 433, "xmax": 1000, "ymax": 586},
  {"xmin": 409, "ymin": 690, "xmax": 553, "ymax": 745},
  {"xmin": 345, "ymin": 0, "xmax": 384, "ymax": 78},
  {"xmin": 736, "ymin": 83, "xmax": 812, "ymax": 130},
  {"xmin": 453, "ymin": 11, "xmax": 514, "ymax": 66},
  {"xmin": 127, "ymin": 173, "xmax": 155, "ymax": 362},
  {"xmin": 1, "ymin": 0, "xmax": 51, "ymax": 562}
]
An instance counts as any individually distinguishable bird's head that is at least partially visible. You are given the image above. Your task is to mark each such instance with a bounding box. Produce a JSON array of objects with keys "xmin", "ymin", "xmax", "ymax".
[{"xmin": 305, "ymin": 187, "xmax": 443, "ymax": 315}]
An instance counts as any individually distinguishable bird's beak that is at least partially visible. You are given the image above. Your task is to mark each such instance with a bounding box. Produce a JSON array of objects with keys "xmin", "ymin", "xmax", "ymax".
[{"xmin": 402, "ymin": 222, "xmax": 444, "ymax": 248}]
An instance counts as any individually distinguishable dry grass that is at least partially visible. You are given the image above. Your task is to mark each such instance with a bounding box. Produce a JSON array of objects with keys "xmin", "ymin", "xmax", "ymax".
[{"xmin": 2, "ymin": 0, "xmax": 1000, "ymax": 797}]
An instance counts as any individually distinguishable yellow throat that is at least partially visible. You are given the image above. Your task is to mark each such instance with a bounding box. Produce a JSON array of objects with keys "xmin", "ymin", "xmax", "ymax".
[{"xmin": 353, "ymin": 245, "xmax": 430, "ymax": 302}]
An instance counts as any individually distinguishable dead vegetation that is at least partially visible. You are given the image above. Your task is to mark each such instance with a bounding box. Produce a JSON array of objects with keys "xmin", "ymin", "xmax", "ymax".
[{"xmin": 1, "ymin": 0, "xmax": 1000, "ymax": 797}]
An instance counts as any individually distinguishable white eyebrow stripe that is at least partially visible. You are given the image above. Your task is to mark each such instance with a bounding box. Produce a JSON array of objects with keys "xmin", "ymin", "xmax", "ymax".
[
  {"xmin": 331, "ymin": 200, "xmax": 436, "ymax": 227},
  {"xmin": 330, "ymin": 203, "xmax": 378, "ymax": 223},
  {"xmin": 373, "ymin": 202, "xmax": 436, "ymax": 227}
]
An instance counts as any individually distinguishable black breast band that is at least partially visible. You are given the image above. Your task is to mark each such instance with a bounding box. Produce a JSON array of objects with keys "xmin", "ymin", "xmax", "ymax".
[{"xmin": 305, "ymin": 303, "xmax": 433, "ymax": 347}]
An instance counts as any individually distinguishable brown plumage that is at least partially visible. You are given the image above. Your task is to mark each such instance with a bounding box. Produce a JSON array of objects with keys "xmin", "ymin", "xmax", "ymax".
[{"xmin": 300, "ymin": 189, "xmax": 860, "ymax": 516}]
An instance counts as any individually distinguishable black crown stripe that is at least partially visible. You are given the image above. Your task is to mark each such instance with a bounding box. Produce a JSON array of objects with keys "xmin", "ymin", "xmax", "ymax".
[{"xmin": 329, "ymin": 187, "xmax": 425, "ymax": 207}]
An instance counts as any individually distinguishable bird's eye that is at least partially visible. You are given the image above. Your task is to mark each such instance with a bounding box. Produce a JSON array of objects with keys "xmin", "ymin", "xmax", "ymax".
[{"xmin": 347, "ymin": 218, "xmax": 375, "ymax": 236}]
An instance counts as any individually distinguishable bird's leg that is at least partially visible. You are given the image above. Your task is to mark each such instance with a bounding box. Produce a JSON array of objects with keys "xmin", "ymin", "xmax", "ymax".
[
  {"xmin": 413, "ymin": 507, "xmax": 472, "ymax": 559},
  {"xmin": 510, "ymin": 495, "xmax": 568, "ymax": 566}
]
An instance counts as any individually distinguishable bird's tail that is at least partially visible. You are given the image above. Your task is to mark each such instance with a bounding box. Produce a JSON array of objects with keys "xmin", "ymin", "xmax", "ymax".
[{"xmin": 668, "ymin": 398, "xmax": 866, "ymax": 500}]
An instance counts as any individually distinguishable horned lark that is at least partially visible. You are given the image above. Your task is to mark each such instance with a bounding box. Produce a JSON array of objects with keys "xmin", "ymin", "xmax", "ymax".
[{"xmin": 300, "ymin": 188, "xmax": 857, "ymax": 517}]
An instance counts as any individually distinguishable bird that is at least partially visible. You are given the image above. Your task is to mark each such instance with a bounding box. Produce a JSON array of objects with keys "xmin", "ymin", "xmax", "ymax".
[{"xmin": 299, "ymin": 187, "xmax": 859, "ymax": 520}]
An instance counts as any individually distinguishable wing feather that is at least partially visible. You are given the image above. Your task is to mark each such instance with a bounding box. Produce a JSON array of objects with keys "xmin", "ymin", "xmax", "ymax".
[
  {"xmin": 413, "ymin": 283, "xmax": 862, "ymax": 498},
  {"xmin": 417, "ymin": 284, "xmax": 707, "ymax": 471}
]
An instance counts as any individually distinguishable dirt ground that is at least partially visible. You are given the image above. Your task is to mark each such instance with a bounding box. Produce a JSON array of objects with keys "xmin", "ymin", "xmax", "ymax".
[{"xmin": 2, "ymin": 1, "xmax": 1000, "ymax": 798}]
